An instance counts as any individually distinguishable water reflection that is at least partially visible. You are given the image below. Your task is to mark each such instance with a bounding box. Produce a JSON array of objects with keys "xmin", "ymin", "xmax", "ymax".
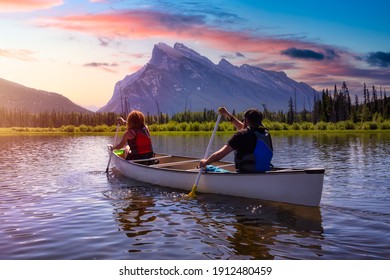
[
  {"xmin": 106, "ymin": 178, "xmax": 323, "ymax": 259},
  {"xmin": 197, "ymin": 196, "xmax": 323, "ymax": 259},
  {"xmin": 116, "ymin": 196, "xmax": 157, "ymax": 240},
  {"xmin": 0, "ymin": 134, "xmax": 388, "ymax": 259}
]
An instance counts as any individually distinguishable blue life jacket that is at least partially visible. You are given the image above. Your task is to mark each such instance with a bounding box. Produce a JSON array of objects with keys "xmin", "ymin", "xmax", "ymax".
[
  {"xmin": 253, "ymin": 130, "xmax": 273, "ymax": 172},
  {"xmin": 237, "ymin": 129, "xmax": 273, "ymax": 173}
]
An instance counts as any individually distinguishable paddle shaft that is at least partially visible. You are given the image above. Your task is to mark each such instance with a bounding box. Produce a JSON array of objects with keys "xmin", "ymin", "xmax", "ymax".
[
  {"xmin": 105, "ymin": 124, "xmax": 120, "ymax": 173},
  {"xmin": 192, "ymin": 114, "xmax": 222, "ymax": 189}
]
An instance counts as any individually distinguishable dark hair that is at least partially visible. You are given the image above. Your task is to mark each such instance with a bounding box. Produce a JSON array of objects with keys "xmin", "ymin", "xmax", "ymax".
[{"xmin": 244, "ymin": 108, "xmax": 263, "ymax": 126}]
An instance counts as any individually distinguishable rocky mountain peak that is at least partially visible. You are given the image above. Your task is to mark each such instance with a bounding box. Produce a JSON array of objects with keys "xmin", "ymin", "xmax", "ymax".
[{"xmin": 99, "ymin": 43, "xmax": 318, "ymax": 115}]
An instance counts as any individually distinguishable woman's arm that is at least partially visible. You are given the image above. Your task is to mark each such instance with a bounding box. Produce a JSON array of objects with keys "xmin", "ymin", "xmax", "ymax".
[
  {"xmin": 112, "ymin": 130, "xmax": 134, "ymax": 150},
  {"xmin": 144, "ymin": 125, "xmax": 151, "ymax": 137}
]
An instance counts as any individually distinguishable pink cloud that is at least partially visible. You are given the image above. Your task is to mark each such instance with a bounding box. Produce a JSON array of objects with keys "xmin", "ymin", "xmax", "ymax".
[
  {"xmin": 0, "ymin": 48, "xmax": 35, "ymax": 61},
  {"xmin": 0, "ymin": 0, "xmax": 63, "ymax": 12},
  {"xmin": 36, "ymin": 10, "xmax": 324, "ymax": 56},
  {"xmin": 35, "ymin": 9, "xmax": 389, "ymax": 88},
  {"xmin": 36, "ymin": 10, "xmax": 203, "ymax": 39}
]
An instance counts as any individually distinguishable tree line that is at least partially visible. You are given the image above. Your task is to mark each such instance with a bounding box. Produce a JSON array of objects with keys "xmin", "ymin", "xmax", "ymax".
[
  {"xmin": 260, "ymin": 82, "xmax": 389, "ymax": 124},
  {"xmin": 0, "ymin": 110, "xmax": 118, "ymax": 128},
  {"xmin": 312, "ymin": 82, "xmax": 389, "ymax": 124},
  {"xmin": 0, "ymin": 82, "xmax": 388, "ymax": 128}
]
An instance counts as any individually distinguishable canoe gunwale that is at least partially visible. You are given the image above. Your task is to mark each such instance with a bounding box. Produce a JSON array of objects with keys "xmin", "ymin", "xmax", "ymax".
[{"xmin": 114, "ymin": 152, "xmax": 325, "ymax": 176}]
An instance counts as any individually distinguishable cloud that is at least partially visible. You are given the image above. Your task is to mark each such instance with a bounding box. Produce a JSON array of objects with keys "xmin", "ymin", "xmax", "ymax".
[
  {"xmin": 366, "ymin": 51, "xmax": 390, "ymax": 67},
  {"xmin": 259, "ymin": 61, "xmax": 297, "ymax": 71},
  {"xmin": 0, "ymin": 0, "xmax": 63, "ymax": 12},
  {"xmin": 281, "ymin": 48, "xmax": 325, "ymax": 60},
  {"xmin": 0, "ymin": 48, "xmax": 35, "ymax": 61},
  {"xmin": 324, "ymin": 48, "xmax": 340, "ymax": 60},
  {"xmin": 220, "ymin": 52, "xmax": 245, "ymax": 60},
  {"xmin": 35, "ymin": 9, "xmax": 389, "ymax": 89},
  {"xmin": 83, "ymin": 62, "xmax": 119, "ymax": 72},
  {"xmin": 84, "ymin": 62, "xmax": 118, "ymax": 67},
  {"xmin": 130, "ymin": 53, "xmax": 149, "ymax": 59},
  {"xmin": 98, "ymin": 37, "xmax": 110, "ymax": 47},
  {"xmin": 35, "ymin": 10, "xmax": 207, "ymax": 38},
  {"xmin": 151, "ymin": 0, "xmax": 244, "ymax": 26},
  {"xmin": 35, "ymin": 9, "xmax": 322, "ymax": 55},
  {"xmin": 293, "ymin": 58, "xmax": 390, "ymax": 90}
]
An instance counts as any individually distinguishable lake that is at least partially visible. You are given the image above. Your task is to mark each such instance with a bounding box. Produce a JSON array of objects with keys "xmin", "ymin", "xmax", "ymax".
[{"xmin": 0, "ymin": 132, "xmax": 389, "ymax": 260}]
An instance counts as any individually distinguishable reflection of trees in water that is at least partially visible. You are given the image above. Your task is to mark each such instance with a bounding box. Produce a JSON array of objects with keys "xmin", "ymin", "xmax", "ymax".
[
  {"xmin": 312, "ymin": 133, "xmax": 388, "ymax": 169},
  {"xmin": 197, "ymin": 196, "xmax": 324, "ymax": 260}
]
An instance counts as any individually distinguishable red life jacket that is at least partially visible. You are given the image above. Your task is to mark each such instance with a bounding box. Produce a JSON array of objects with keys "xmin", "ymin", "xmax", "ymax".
[{"xmin": 127, "ymin": 127, "xmax": 153, "ymax": 159}]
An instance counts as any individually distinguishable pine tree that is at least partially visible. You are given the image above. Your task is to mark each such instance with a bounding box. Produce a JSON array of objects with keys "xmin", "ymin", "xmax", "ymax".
[
  {"xmin": 372, "ymin": 85, "xmax": 378, "ymax": 113},
  {"xmin": 287, "ymin": 97, "xmax": 294, "ymax": 124}
]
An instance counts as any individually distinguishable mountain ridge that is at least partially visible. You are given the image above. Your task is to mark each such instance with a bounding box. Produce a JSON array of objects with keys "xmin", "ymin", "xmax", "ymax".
[
  {"xmin": 99, "ymin": 42, "xmax": 319, "ymax": 115},
  {"xmin": 0, "ymin": 77, "xmax": 90, "ymax": 114}
]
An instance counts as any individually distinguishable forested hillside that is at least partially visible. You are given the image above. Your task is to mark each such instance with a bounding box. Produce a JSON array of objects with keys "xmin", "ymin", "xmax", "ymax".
[{"xmin": 0, "ymin": 78, "xmax": 90, "ymax": 114}]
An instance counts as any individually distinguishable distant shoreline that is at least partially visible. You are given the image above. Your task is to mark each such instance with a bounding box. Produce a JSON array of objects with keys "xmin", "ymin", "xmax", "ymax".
[{"xmin": 1, "ymin": 124, "xmax": 389, "ymax": 136}]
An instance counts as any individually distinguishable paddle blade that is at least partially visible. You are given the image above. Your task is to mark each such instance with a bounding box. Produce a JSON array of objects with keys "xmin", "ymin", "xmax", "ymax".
[{"xmin": 187, "ymin": 184, "xmax": 197, "ymax": 197}]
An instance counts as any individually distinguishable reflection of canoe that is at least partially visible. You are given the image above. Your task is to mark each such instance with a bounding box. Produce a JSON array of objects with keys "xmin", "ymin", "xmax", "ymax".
[{"xmin": 111, "ymin": 151, "xmax": 325, "ymax": 207}]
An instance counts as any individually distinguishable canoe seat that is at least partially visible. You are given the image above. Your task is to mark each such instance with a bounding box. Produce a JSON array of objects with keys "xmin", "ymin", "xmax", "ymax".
[
  {"xmin": 151, "ymin": 159, "xmax": 199, "ymax": 169},
  {"xmin": 131, "ymin": 155, "xmax": 172, "ymax": 166}
]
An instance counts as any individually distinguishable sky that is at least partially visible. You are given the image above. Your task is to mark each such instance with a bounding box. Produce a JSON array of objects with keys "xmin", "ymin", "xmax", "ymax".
[{"xmin": 1, "ymin": 0, "xmax": 389, "ymax": 110}]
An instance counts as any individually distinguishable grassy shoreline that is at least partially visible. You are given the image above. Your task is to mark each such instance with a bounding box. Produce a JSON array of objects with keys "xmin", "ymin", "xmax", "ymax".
[{"xmin": 1, "ymin": 122, "xmax": 390, "ymax": 136}]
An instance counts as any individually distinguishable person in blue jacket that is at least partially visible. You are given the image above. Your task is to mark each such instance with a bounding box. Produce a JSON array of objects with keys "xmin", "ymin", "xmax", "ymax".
[{"xmin": 200, "ymin": 107, "xmax": 273, "ymax": 172}]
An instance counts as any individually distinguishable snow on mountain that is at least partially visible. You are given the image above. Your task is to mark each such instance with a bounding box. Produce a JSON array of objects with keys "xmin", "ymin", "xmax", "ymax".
[{"xmin": 99, "ymin": 42, "xmax": 318, "ymax": 115}]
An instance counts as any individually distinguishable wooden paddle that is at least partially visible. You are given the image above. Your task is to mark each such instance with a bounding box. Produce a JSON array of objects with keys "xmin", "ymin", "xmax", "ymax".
[
  {"xmin": 187, "ymin": 113, "xmax": 222, "ymax": 197},
  {"xmin": 105, "ymin": 123, "xmax": 120, "ymax": 173}
]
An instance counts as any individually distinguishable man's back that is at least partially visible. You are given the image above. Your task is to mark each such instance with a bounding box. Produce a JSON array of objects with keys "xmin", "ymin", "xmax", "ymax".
[{"xmin": 227, "ymin": 127, "xmax": 273, "ymax": 172}]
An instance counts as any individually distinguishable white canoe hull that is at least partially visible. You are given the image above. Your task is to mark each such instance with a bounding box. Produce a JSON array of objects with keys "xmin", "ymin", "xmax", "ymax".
[{"xmin": 111, "ymin": 152, "xmax": 325, "ymax": 207}]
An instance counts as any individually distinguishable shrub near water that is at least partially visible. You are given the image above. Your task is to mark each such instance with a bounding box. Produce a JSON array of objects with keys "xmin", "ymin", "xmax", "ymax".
[
  {"xmin": 2, "ymin": 120, "xmax": 389, "ymax": 135},
  {"xmin": 149, "ymin": 121, "xmax": 226, "ymax": 132},
  {"xmin": 79, "ymin": 124, "xmax": 93, "ymax": 132},
  {"xmin": 59, "ymin": 124, "xmax": 114, "ymax": 133},
  {"xmin": 264, "ymin": 122, "xmax": 284, "ymax": 131},
  {"xmin": 219, "ymin": 122, "xmax": 235, "ymax": 131},
  {"xmin": 127, "ymin": 120, "xmax": 390, "ymax": 132},
  {"xmin": 93, "ymin": 124, "xmax": 110, "ymax": 132},
  {"xmin": 300, "ymin": 122, "xmax": 315, "ymax": 130},
  {"xmin": 315, "ymin": 122, "xmax": 328, "ymax": 130},
  {"xmin": 336, "ymin": 121, "xmax": 356, "ymax": 130},
  {"xmin": 379, "ymin": 120, "xmax": 390, "ymax": 129},
  {"xmin": 61, "ymin": 125, "xmax": 75, "ymax": 133},
  {"xmin": 358, "ymin": 122, "xmax": 379, "ymax": 130}
]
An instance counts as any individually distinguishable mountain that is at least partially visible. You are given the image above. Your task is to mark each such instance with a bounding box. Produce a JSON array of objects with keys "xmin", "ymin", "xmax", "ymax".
[
  {"xmin": 0, "ymin": 78, "xmax": 90, "ymax": 113},
  {"xmin": 99, "ymin": 42, "xmax": 318, "ymax": 115}
]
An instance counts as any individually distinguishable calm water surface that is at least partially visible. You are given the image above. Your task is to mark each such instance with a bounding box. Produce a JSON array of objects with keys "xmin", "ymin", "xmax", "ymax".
[{"xmin": 0, "ymin": 132, "xmax": 389, "ymax": 259}]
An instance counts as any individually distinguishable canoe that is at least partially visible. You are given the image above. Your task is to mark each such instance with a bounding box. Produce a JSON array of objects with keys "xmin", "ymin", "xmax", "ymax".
[{"xmin": 110, "ymin": 150, "xmax": 325, "ymax": 207}]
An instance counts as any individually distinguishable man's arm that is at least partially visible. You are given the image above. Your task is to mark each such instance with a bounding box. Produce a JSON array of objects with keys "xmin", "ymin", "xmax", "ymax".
[{"xmin": 199, "ymin": 145, "xmax": 233, "ymax": 168}]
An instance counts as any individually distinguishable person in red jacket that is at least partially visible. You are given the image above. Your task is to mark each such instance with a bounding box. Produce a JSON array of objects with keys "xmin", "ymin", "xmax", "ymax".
[{"xmin": 111, "ymin": 110, "xmax": 154, "ymax": 160}]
